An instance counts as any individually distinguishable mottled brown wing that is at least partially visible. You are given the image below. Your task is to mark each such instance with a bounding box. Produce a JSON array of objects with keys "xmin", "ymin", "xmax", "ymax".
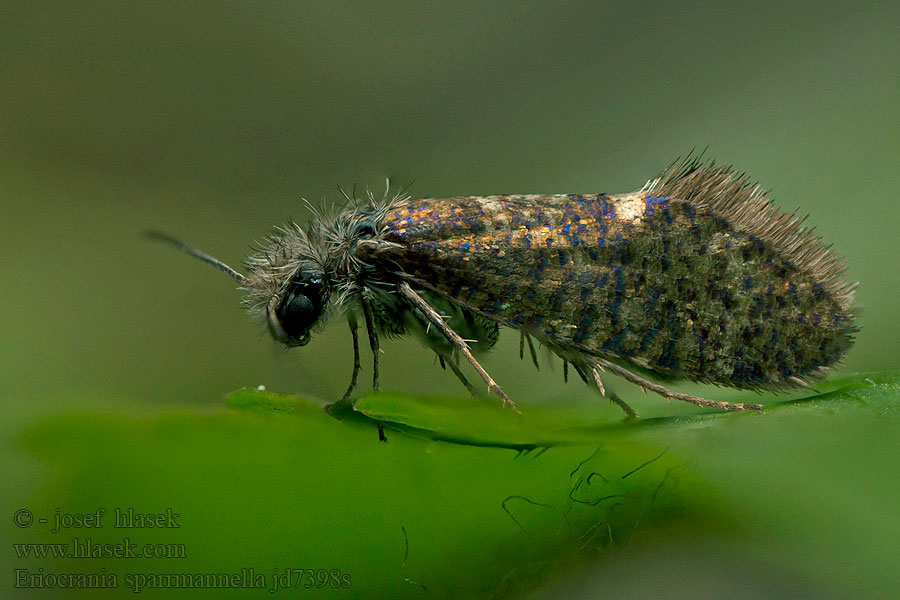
[{"xmin": 360, "ymin": 192, "xmax": 853, "ymax": 389}]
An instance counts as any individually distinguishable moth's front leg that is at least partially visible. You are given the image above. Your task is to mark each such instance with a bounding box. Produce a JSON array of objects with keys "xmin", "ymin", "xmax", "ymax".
[
  {"xmin": 397, "ymin": 282, "xmax": 519, "ymax": 413},
  {"xmin": 324, "ymin": 314, "xmax": 361, "ymax": 417}
]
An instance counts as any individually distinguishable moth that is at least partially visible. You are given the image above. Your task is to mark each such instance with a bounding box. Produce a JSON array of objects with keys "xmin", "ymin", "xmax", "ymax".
[{"xmin": 150, "ymin": 157, "xmax": 857, "ymax": 418}]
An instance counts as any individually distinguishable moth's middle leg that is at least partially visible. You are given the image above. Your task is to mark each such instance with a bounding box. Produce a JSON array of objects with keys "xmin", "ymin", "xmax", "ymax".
[
  {"xmin": 360, "ymin": 292, "xmax": 380, "ymax": 391},
  {"xmin": 398, "ymin": 282, "xmax": 519, "ymax": 413},
  {"xmin": 360, "ymin": 292, "xmax": 390, "ymax": 442},
  {"xmin": 338, "ymin": 313, "xmax": 362, "ymax": 402}
]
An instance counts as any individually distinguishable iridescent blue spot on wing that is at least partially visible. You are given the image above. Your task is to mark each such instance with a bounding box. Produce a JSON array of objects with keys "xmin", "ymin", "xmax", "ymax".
[
  {"xmin": 594, "ymin": 195, "xmax": 616, "ymax": 220},
  {"xmin": 643, "ymin": 195, "xmax": 669, "ymax": 216}
]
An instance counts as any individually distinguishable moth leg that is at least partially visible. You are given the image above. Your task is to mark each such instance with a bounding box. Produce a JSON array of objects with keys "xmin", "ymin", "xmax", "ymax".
[
  {"xmin": 526, "ymin": 334, "xmax": 540, "ymax": 371},
  {"xmin": 594, "ymin": 357, "xmax": 763, "ymax": 412},
  {"xmin": 440, "ymin": 352, "xmax": 477, "ymax": 397},
  {"xmin": 360, "ymin": 292, "xmax": 380, "ymax": 392},
  {"xmin": 340, "ymin": 313, "xmax": 361, "ymax": 402},
  {"xmin": 591, "ymin": 366, "xmax": 639, "ymax": 419},
  {"xmin": 573, "ymin": 362, "xmax": 639, "ymax": 419},
  {"xmin": 360, "ymin": 294, "xmax": 390, "ymax": 441},
  {"xmin": 518, "ymin": 332, "xmax": 539, "ymax": 370},
  {"xmin": 398, "ymin": 282, "xmax": 519, "ymax": 413},
  {"xmin": 325, "ymin": 315, "xmax": 362, "ymax": 417},
  {"xmin": 436, "ymin": 352, "xmax": 477, "ymax": 396}
]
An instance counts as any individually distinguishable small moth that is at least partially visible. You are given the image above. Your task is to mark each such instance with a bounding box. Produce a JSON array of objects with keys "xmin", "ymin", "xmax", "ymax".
[{"xmin": 150, "ymin": 157, "xmax": 857, "ymax": 417}]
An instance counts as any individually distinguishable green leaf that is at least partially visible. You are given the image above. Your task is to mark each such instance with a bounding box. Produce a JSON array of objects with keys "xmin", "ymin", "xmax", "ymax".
[{"xmin": 8, "ymin": 372, "xmax": 899, "ymax": 599}]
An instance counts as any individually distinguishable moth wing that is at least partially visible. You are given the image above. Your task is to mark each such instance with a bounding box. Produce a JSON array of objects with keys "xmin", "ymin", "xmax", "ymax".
[
  {"xmin": 364, "ymin": 190, "xmax": 852, "ymax": 389},
  {"xmin": 361, "ymin": 195, "xmax": 628, "ymax": 359}
]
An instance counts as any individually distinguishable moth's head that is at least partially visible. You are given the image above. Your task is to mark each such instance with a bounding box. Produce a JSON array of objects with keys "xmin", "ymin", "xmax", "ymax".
[
  {"xmin": 243, "ymin": 223, "xmax": 332, "ymax": 348},
  {"xmin": 147, "ymin": 222, "xmax": 331, "ymax": 348},
  {"xmin": 264, "ymin": 264, "xmax": 329, "ymax": 347}
]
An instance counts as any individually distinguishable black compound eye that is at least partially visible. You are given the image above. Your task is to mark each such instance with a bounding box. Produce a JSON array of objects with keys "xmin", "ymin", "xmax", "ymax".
[
  {"xmin": 354, "ymin": 220, "xmax": 377, "ymax": 238},
  {"xmin": 272, "ymin": 270, "xmax": 326, "ymax": 347}
]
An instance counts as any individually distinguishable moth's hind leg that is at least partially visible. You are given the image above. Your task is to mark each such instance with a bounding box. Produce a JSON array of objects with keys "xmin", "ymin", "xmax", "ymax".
[
  {"xmin": 571, "ymin": 362, "xmax": 639, "ymax": 419},
  {"xmin": 594, "ymin": 357, "xmax": 763, "ymax": 412},
  {"xmin": 398, "ymin": 282, "xmax": 519, "ymax": 413}
]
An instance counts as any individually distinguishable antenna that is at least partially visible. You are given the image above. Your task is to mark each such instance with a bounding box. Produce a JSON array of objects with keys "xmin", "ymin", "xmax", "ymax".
[{"xmin": 146, "ymin": 231, "xmax": 248, "ymax": 284}]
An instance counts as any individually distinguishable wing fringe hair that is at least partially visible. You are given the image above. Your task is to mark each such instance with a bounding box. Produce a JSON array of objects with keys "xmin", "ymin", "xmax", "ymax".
[{"xmin": 644, "ymin": 157, "xmax": 856, "ymax": 312}]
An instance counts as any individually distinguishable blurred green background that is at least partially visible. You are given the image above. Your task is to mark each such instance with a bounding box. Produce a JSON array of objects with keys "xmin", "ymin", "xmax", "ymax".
[{"xmin": 2, "ymin": 1, "xmax": 899, "ymax": 599}]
